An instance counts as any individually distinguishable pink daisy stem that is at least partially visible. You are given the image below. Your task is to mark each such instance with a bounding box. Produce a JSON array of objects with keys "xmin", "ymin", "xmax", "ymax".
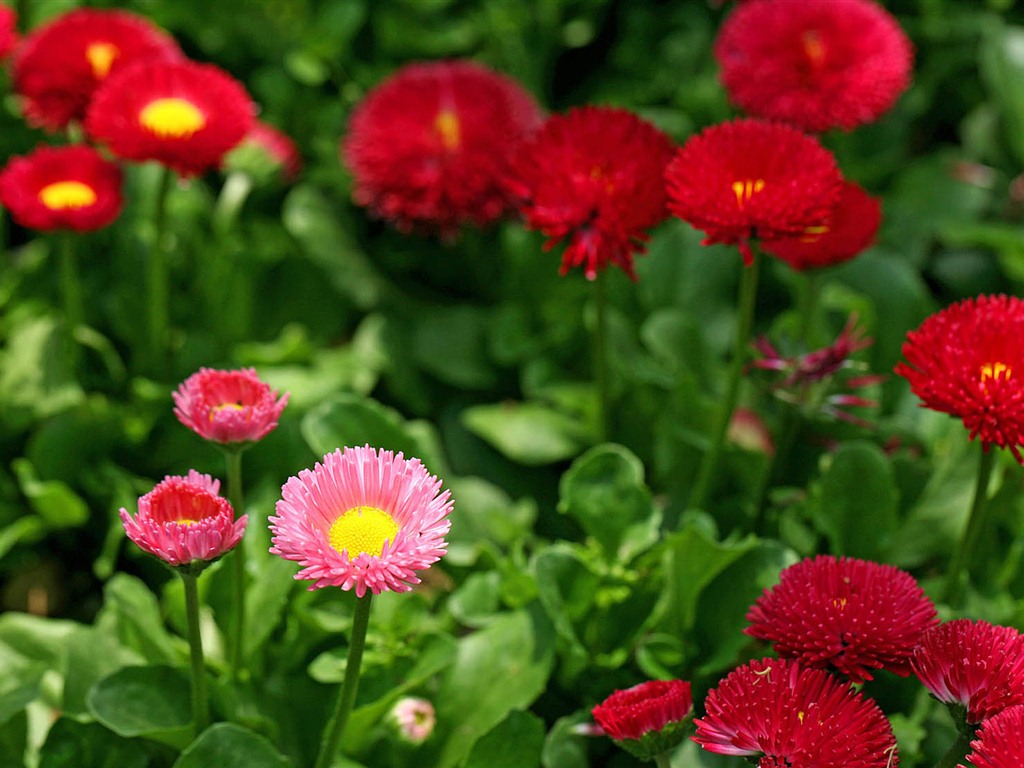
[
  {"xmin": 690, "ymin": 246, "xmax": 762, "ymax": 511},
  {"xmin": 145, "ymin": 165, "xmax": 173, "ymax": 378},
  {"xmin": 944, "ymin": 443, "xmax": 997, "ymax": 605},
  {"xmin": 314, "ymin": 593, "xmax": 374, "ymax": 768},
  {"xmin": 181, "ymin": 570, "xmax": 210, "ymax": 736},
  {"xmin": 224, "ymin": 448, "xmax": 247, "ymax": 680}
]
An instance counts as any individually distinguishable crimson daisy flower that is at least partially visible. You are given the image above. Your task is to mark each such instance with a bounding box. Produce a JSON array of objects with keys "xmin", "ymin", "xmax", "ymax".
[
  {"xmin": 269, "ymin": 445, "xmax": 453, "ymax": 597},
  {"xmin": 342, "ymin": 60, "xmax": 542, "ymax": 234},
  {"xmin": 173, "ymin": 368, "xmax": 289, "ymax": 448},
  {"xmin": 960, "ymin": 705, "xmax": 1024, "ymax": 768},
  {"xmin": 85, "ymin": 60, "xmax": 255, "ymax": 177},
  {"xmin": 0, "ymin": 144, "xmax": 123, "ymax": 232},
  {"xmin": 912, "ymin": 619, "xmax": 1024, "ymax": 724},
  {"xmin": 895, "ymin": 294, "xmax": 1024, "ymax": 463},
  {"xmin": 745, "ymin": 555, "xmax": 938, "ymax": 682},
  {"xmin": 665, "ymin": 118, "xmax": 842, "ymax": 264},
  {"xmin": 694, "ymin": 657, "xmax": 898, "ymax": 767},
  {"xmin": 507, "ymin": 106, "xmax": 674, "ymax": 280},
  {"xmin": 0, "ymin": 4, "xmax": 18, "ymax": 61},
  {"xmin": 592, "ymin": 680, "xmax": 693, "ymax": 762},
  {"xmin": 120, "ymin": 470, "xmax": 246, "ymax": 569},
  {"xmin": 715, "ymin": 0, "xmax": 914, "ymax": 133},
  {"xmin": 761, "ymin": 181, "xmax": 881, "ymax": 271},
  {"xmin": 12, "ymin": 7, "xmax": 181, "ymax": 131}
]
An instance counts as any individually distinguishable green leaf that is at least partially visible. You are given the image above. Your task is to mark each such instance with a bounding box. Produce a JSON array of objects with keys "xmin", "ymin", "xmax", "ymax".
[
  {"xmin": 979, "ymin": 20, "xmax": 1024, "ymax": 166},
  {"xmin": 95, "ymin": 574, "xmax": 183, "ymax": 666},
  {"xmin": 464, "ymin": 710, "xmax": 544, "ymax": 768},
  {"xmin": 172, "ymin": 724, "xmax": 291, "ymax": 768},
  {"xmin": 38, "ymin": 719, "xmax": 150, "ymax": 768},
  {"xmin": 443, "ymin": 476, "xmax": 536, "ymax": 566},
  {"xmin": 0, "ymin": 316, "xmax": 84, "ymax": 431},
  {"xmin": 86, "ymin": 665, "xmax": 193, "ymax": 749},
  {"xmin": 11, "ymin": 458, "xmax": 89, "ymax": 530},
  {"xmin": 0, "ymin": 613, "xmax": 78, "ymax": 669},
  {"xmin": 411, "ymin": 305, "xmax": 497, "ymax": 389},
  {"xmin": 541, "ymin": 712, "xmax": 589, "ymax": 768},
  {"xmin": 533, "ymin": 546, "xmax": 598, "ymax": 660},
  {"xmin": 62, "ymin": 626, "xmax": 142, "ymax": 719},
  {"xmin": 243, "ymin": 556, "xmax": 299, "ymax": 660},
  {"xmin": 461, "ymin": 401, "xmax": 590, "ymax": 466}
]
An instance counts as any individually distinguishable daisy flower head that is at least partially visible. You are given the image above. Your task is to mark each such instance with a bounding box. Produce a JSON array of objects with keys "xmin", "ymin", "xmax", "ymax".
[
  {"xmin": 120, "ymin": 470, "xmax": 246, "ymax": 570},
  {"xmin": 895, "ymin": 294, "xmax": 1024, "ymax": 463},
  {"xmin": 0, "ymin": 144, "xmax": 123, "ymax": 232},
  {"xmin": 665, "ymin": 118, "xmax": 842, "ymax": 264},
  {"xmin": 693, "ymin": 657, "xmax": 898, "ymax": 768},
  {"xmin": 715, "ymin": 0, "xmax": 914, "ymax": 132},
  {"xmin": 762, "ymin": 181, "xmax": 882, "ymax": 271},
  {"xmin": 12, "ymin": 7, "xmax": 181, "ymax": 131},
  {"xmin": 912, "ymin": 619, "xmax": 1024, "ymax": 724},
  {"xmin": 508, "ymin": 106, "xmax": 674, "ymax": 280},
  {"xmin": 85, "ymin": 60, "xmax": 256, "ymax": 177},
  {"xmin": 269, "ymin": 446, "xmax": 453, "ymax": 597},
  {"xmin": 592, "ymin": 680, "xmax": 693, "ymax": 762},
  {"xmin": 173, "ymin": 367, "xmax": 288, "ymax": 448},
  {"xmin": 342, "ymin": 59, "xmax": 542, "ymax": 235},
  {"xmin": 745, "ymin": 555, "xmax": 938, "ymax": 682},
  {"xmin": 960, "ymin": 705, "xmax": 1024, "ymax": 768}
]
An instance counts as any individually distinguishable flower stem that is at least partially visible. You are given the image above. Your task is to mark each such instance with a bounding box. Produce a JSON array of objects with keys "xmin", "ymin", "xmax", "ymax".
[
  {"xmin": 797, "ymin": 270, "xmax": 820, "ymax": 348},
  {"xmin": 944, "ymin": 445, "xmax": 997, "ymax": 605},
  {"xmin": 592, "ymin": 270, "xmax": 611, "ymax": 442},
  {"xmin": 224, "ymin": 448, "xmax": 246, "ymax": 680},
  {"xmin": 146, "ymin": 166, "xmax": 173, "ymax": 378},
  {"xmin": 57, "ymin": 233, "xmax": 84, "ymax": 333},
  {"xmin": 313, "ymin": 593, "xmax": 374, "ymax": 768},
  {"xmin": 654, "ymin": 753, "xmax": 673, "ymax": 768},
  {"xmin": 689, "ymin": 248, "xmax": 761, "ymax": 511},
  {"xmin": 933, "ymin": 731, "xmax": 972, "ymax": 768},
  {"xmin": 181, "ymin": 570, "xmax": 210, "ymax": 736}
]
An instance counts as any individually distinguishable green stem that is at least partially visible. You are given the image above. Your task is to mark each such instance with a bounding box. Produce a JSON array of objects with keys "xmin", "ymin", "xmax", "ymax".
[
  {"xmin": 689, "ymin": 248, "xmax": 762, "ymax": 511},
  {"xmin": 654, "ymin": 753, "xmax": 673, "ymax": 768},
  {"xmin": 944, "ymin": 445, "xmax": 997, "ymax": 605},
  {"xmin": 797, "ymin": 271, "xmax": 820, "ymax": 348},
  {"xmin": 57, "ymin": 233, "xmax": 84, "ymax": 360},
  {"xmin": 212, "ymin": 172, "xmax": 253, "ymax": 238},
  {"xmin": 592, "ymin": 270, "xmax": 610, "ymax": 442},
  {"xmin": 751, "ymin": 404, "xmax": 799, "ymax": 533},
  {"xmin": 313, "ymin": 593, "xmax": 374, "ymax": 768},
  {"xmin": 181, "ymin": 570, "xmax": 210, "ymax": 736},
  {"xmin": 224, "ymin": 449, "xmax": 246, "ymax": 680},
  {"xmin": 146, "ymin": 166, "xmax": 173, "ymax": 378},
  {"xmin": 933, "ymin": 731, "xmax": 972, "ymax": 768}
]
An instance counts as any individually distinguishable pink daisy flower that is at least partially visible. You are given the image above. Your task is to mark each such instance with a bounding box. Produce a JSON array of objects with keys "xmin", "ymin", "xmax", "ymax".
[
  {"xmin": 269, "ymin": 446, "xmax": 452, "ymax": 597},
  {"xmin": 173, "ymin": 367, "xmax": 288, "ymax": 448},
  {"xmin": 960, "ymin": 705, "xmax": 1024, "ymax": 768},
  {"xmin": 120, "ymin": 470, "xmax": 246, "ymax": 568},
  {"xmin": 592, "ymin": 680, "xmax": 693, "ymax": 762}
]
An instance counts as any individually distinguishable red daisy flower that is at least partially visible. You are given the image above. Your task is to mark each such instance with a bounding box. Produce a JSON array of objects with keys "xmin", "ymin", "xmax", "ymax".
[
  {"xmin": 0, "ymin": 4, "xmax": 19, "ymax": 61},
  {"xmin": 715, "ymin": 0, "xmax": 914, "ymax": 132},
  {"xmin": 173, "ymin": 367, "xmax": 289, "ymax": 448},
  {"xmin": 694, "ymin": 657, "xmax": 898, "ymax": 767},
  {"xmin": 665, "ymin": 118, "xmax": 842, "ymax": 264},
  {"xmin": 895, "ymin": 294, "xmax": 1024, "ymax": 463},
  {"xmin": 592, "ymin": 680, "xmax": 693, "ymax": 761},
  {"xmin": 761, "ymin": 181, "xmax": 881, "ymax": 271},
  {"xmin": 342, "ymin": 60, "xmax": 542, "ymax": 234},
  {"xmin": 12, "ymin": 8, "xmax": 181, "ymax": 131},
  {"xmin": 960, "ymin": 705, "xmax": 1024, "ymax": 768},
  {"xmin": 745, "ymin": 555, "xmax": 938, "ymax": 682},
  {"xmin": 0, "ymin": 144, "xmax": 123, "ymax": 232},
  {"xmin": 912, "ymin": 619, "xmax": 1024, "ymax": 724},
  {"xmin": 85, "ymin": 60, "xmax": 256, "ymax": 178},
  {"xmin": 508, "ymin": 106, "xmax": 674, "ymax": 280}
]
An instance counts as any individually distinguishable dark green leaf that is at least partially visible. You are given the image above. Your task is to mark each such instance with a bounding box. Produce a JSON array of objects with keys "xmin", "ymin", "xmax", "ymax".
[
  {"xmin": 87, "ymin": 665, "xmax": 193, "ymax": 749},
  {"xmin": 464, "ymin": 710, "xmax": 544, "ymax": 768},
  {"xmin": 172, "ymin": 723, "xmax": 292, "ymax": 768},
  {"xmin": 38, "ymin": 719, "xmax": 150, "ymax": 768}
]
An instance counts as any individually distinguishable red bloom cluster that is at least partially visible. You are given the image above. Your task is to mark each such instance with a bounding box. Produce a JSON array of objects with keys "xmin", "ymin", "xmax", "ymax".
[
  {"xmin": 960, "ymin": 705, "xmax": 1024, "ymax": 768},
  {"xmin": 508, "ymin": 106, "xmax": 674, "ymax": 280},
  {"xmin": 0, "ymin": 4, "xmax": 18, "ymax": 61},
  {"xmin": 0, "ymin": 144, "xmax": 123, "ymax": 232},
  {"xmin": 13, "ymin": 8, "xmax": 181, "ymax": 131},
  {"xmin": 665, "ymin": 118, "xmax": 842, "ymax": 263},
  {"xmin": 745, "ymin": 555, "xmax": 938, "ymax": 682},
  {"xmin": 343, "ymin": 60, "xmax": 542, "ymax": 234},
  {"xmin": 715, "ymin": 0, "xmax": 914, "ymax": 132},
  {"xmin": 912, "ymin": 619, "xmax": 1024, "ymax": 724},
  {"xmin": 694, "ymin": 657, "xmax": 898, "ymax": 767},
  {"xmin": 895, "ymin": 294, "xmax": 1024, "ymax": 463}
]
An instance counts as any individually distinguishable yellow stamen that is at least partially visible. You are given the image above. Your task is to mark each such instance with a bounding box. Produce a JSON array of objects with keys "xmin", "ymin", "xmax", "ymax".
[
  {"xmin": 800, "ymin": 224, "xmax": 830, "ymax": 243},
  {"xmin": 86, "ymin": 41, "xmax": 119, "ymax": 79},
  {"xmin": 177, "ymin": 518, "xmax": 198, "ymax": 526},
  {"xmin": 434, "ymin": 109, "xmax": 461, "ymax": 151},
  {"xmin": 139, "ymin": 98, "xmax": 207, "ymax": 139},
  {"xmin": 833, "ymin": 597, "xmax": 847, "ymax": 609},
  {"xmin": 797, "ymin": 710, "xmax": 805, "ymax": 723},
  {"xmin": 731, "ymin": 179, "xmax": 765, "ymax": 209},
  {"xmin": 802, "ymin": 29, "xmax": 826, "ymax": 67},
  {"xmin": 981, "ymin": 362, "xmax": 1011, "ymax": 382},
  {"xmin": 209, "ymin": 401, "xmax": 245, "ymax": 422},
  {"xmin": 38, "ymin": 181, "xmax": 97, "ymax": 211},
  {"xmin": 328, "ymin": 505, "xmax": 399, "ymax": 558}
]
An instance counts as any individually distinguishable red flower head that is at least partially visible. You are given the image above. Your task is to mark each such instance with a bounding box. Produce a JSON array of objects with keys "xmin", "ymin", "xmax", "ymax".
[
  {"xmin": 173, "ymin": 367, "xmax": 288, "ymax": 448},
  {"xmin": 912, "ymin": 619, "xmax": 1024, "ymax": 724},
  {"xmin": 715, "ymin": 0, "xmax": 914, "ymax": 133},
  {"xmin": 0, "ymin": 144, "xmax": 123, "ymax": 232},
  {"xmin": 0, "ymin": 5, "xmax": 19, "ymax": 61},
  {"xmin": 960, "ymin": 705, "xmax": 1024, "ymax": 768},
  {"xmin": 85, "ymin": 60, "xmax": 256, "ymax": 177},
  {"xmin": 508, "ymin": 106, "xmax": 674, "ymax": 280},
  {"xmin": 12, "ymin": 8, "xmax": 181, "ymax": 131},
  {"xmin": 694, "ymin": 657, "xmax": 899, "ymax": 767},
  {"xmin": 895, "ymin": 294, "xmax": 1024, "ymax": 463},
  {"xmin": 762, "ymin": 181, "xmax": 882, "ymax": 271},
  {"xmin": 592, "ymin": 680, "xmax": 693, "ymax": 761},
  {"xmin": 745, "ymin": 555, "xmax": 938, "ymax": 682},
  {"xmin": 342, "ymin": 60, "xmax": 542, "ymax": 235},
  {"xmin": 665, "ymin": 118, "xmax": 842, "ymax": 264},
  {"xmin": 227, "ymin": 120, "xmax": 303, "ymax": 183}
]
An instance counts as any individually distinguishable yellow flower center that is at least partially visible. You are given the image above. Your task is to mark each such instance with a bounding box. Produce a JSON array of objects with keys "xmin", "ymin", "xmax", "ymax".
[
  {"xmin": 38, "ymin": 181, "xmax": 97, "ymax": 210},
  {"xmin": 797, "ymin": 710, "xmax": 806, "ymax": 724},
  {"xmin": 86, "ymin": 41, "xmax": 119, "ymax": 79},
  {"xmin": 328, "ymin": 505, "xmax": 399, "ymax": 558},
  {"xmin": 209, "ymin": 401, "xmax": 245, "ymax": 421},
  {"xmin": 434, "ymin": 109, "xmax": 461, "ymax": 151},
  {"xmin": 139, "ymin": 98, "xmax": 207, "ymax": 139},
  {"xmin": 802, "ymin": 29, "xmax": 826, "ymax": 67},
  {"xmin": 981, "ymin": 362, "xmax": 1011, "ymax": 382},
  {"xmin": 731, "ymin": 178, "xmax": 765, "ymax": 209},
  {"xmin": 800, "ymin": 224, "xmax": 831, "ymax": 243},
  {"xmin": 177, "ymin": 518, "xmax": 198, "ymax": 526}
]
